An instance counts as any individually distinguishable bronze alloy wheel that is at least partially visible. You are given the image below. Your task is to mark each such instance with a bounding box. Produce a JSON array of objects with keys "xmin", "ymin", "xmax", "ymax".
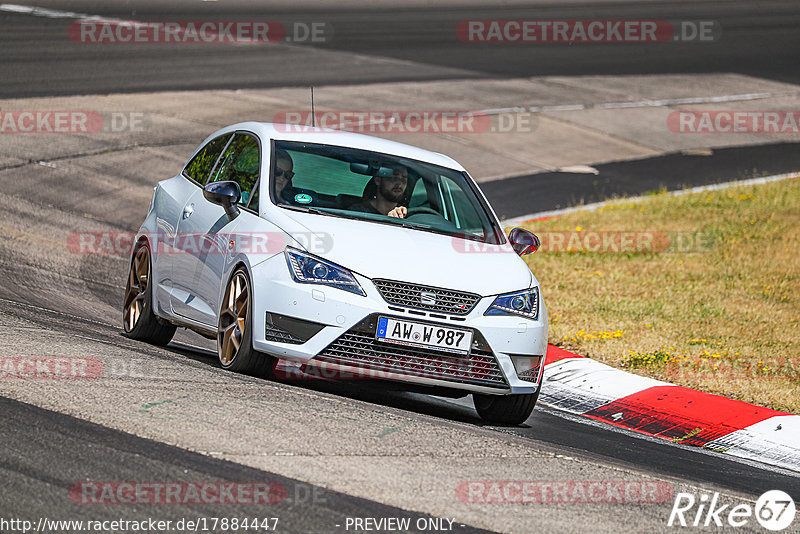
[
  {"xmin": 216, "ymin": 268, "xmax": 275, "ymax": 376},
  {"xmin": 218, "ymin": 271, "xmax": 250, "ymax": 366},
  {"xmin": 121, "ymin": 242, "xmax": 176, "ymax": 345},
  {"xmin": 124, "ymin": 246, "xmax": 150, "ymax": 332}
]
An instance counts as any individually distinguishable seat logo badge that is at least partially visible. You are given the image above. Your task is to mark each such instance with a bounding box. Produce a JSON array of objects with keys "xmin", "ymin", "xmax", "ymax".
[{"xmin": 420, "ymin": 291, "xmax": 436, "ymax": 305}]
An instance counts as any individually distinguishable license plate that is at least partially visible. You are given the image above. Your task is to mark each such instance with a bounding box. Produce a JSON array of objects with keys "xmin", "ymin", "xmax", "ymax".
[{"xmin": 376, "ymin": 317, "xmax": 473, "ymax": 354}]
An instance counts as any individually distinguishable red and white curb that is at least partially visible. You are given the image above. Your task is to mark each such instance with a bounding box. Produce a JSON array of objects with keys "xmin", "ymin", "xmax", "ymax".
[{"xmin": 541, "ymin": 345, "xmax": 800, "ymax": 473}]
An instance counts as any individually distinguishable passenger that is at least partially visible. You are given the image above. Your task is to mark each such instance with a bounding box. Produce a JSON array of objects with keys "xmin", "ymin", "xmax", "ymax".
[
  {"xmin": 274, "ymin": 149, "xmax": 295, "ymax": 200},
  {"xmin": 350, "ymin": 164, "xmax": 408, "ymax": 218}
]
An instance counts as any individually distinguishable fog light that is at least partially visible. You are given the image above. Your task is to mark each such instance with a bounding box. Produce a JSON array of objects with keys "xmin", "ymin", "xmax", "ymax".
[
  {"xmin": 265, "ymin": 312, "xmax": 326, "ymax": 343},
  {"xmin": 510, "ymin": 355, "xmax": 543, "ymax": 383}
]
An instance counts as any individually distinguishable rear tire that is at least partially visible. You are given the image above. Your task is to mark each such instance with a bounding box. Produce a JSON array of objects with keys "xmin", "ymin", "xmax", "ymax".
[
  {"xmin": 217, "ymin": 267, "xmax": 275, "ymax": 376},
  {"xmin": 122, "ymin": 242, "xmax": 176, "ymax": 346},
  {"xmin": 473, "ymin": 387, "xmax": 540, "ymax": 425}
]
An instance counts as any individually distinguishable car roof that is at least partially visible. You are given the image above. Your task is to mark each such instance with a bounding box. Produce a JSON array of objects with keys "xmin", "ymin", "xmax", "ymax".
[{"xmin": 216, "ymin": 122, "xmax": 466, "ymax": 171}]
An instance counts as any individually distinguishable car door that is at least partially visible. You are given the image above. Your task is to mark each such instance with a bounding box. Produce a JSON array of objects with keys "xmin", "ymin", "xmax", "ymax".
[
  {"xmin": 155, "ymin": 132, "xmax": 232, "ymax": 313},
  {"xmin": 170, "ymin": 132, "xmax": 262, "ymax": 326}
]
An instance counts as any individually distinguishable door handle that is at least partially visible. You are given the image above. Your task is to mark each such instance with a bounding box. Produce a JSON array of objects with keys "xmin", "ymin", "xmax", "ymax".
[{"xmin": 182, "ymin": 203, "xmax": 194, "ymax": 219}]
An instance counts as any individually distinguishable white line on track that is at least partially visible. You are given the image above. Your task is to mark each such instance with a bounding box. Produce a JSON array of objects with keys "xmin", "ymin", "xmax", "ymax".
[
  {"xmin": 479, "ymin": 92, "xmax": 797, "ymax": 116},
  {"xmin": 0, "ymin": 3, "xmax": 111, "ymax": 21}
]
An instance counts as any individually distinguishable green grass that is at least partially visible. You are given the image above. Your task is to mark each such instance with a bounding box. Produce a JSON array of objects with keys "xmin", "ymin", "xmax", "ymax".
[{"xmin": 517, "ymin": 178, "xmax": 800, "ymax": 413}]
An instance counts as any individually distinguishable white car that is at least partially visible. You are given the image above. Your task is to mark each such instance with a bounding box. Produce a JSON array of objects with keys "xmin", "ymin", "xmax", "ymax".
[{"xmin": 123, "ymin": 122, "xmax": 547, "ymax": 424}]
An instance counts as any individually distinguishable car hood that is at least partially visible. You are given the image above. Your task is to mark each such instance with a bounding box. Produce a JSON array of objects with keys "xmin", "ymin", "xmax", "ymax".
[{"xmin": 274, "ymin": 210, "xmax": 534, "ymax": 296}]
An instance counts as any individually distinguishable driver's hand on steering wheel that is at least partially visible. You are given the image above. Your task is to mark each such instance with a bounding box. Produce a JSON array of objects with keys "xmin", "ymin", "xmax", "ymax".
[{"xmin": 387, "ymin": 206, "xmax": 407, "ymax": 218}]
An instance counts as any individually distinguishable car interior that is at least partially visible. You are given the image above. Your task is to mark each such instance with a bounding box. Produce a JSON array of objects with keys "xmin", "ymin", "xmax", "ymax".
[{"xmin": 271, "ymin": 141, "xmax": 502, "ymax": 243}]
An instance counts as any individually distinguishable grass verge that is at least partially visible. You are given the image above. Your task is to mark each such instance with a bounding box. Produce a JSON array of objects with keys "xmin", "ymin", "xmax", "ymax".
[{"xmin": 518, "ymin": 178, "xmax": 799, "ymax": 413}]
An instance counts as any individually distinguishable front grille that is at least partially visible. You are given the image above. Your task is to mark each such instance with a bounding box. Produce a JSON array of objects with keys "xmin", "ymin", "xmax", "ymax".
[
  {"xmin": 373, "ymin": 279, "xmax": 481, "ymax": 316},
  {"xmin": 314, "ymin": 315, "xmax": 507, "ymax": 389}
]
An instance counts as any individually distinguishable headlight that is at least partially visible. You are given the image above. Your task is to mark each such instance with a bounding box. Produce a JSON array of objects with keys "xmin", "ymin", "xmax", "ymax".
[
  {"xmin": 484, "ymin": 287, "xmax": 539, "ymax": 320},
  {"xmin": 285, "ymin": 247, "xmax": 366, "ymax": 296}
]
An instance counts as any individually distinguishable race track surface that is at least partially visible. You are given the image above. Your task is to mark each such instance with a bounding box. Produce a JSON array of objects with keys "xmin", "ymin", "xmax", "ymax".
[
  {"xmin": 0, "ymin": 137, "xmax": 797, "ymax": 532},
  {"xmin": 1, "ymin": 0, "xmax": 799, "ymax": 97},
  {"xmin": 1, "ymin": 1, "xmax": 798, "ymax": 532}
]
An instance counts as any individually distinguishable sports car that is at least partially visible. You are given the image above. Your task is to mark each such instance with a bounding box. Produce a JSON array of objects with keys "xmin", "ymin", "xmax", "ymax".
[{"xmin": 123, "ymin": 122, "xmax": 547, "ymax": 424}]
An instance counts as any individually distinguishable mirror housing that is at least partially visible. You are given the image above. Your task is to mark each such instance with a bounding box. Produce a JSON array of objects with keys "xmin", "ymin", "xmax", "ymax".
[
  {"xmin": 508, "ymin": 228, "xmax": 540, "ymax": 256},
  {"xmin": 350, "ymin": 162, "xmax": 394, "ymax": 177},
  {"xmin": 203, "ymin": 181, "xmax": 241, "ymax": 220}
]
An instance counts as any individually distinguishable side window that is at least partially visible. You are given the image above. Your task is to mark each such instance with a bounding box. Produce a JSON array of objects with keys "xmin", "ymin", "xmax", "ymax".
[
  {"xmin": 441, "ymin": 175, "xmax": 484, "ymax": 232},
  {"xmin": 209, "ymin": 133, "xmax": 260, "ymax": 207},
  {"xmin": 183, "ymin": 133, "xmax": 232, "ymax": 185}
]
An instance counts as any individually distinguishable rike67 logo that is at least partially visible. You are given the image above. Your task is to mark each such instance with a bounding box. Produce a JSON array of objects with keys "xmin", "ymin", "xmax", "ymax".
[{"xmin": 668, "ymin": 490, "xmax": 795, "ymax": 531}]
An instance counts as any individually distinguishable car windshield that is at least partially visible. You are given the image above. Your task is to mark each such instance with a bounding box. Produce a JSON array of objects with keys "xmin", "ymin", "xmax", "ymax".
[{"xmin": 270, "ymin": 140, "xmax": 505, "ymax": 245}]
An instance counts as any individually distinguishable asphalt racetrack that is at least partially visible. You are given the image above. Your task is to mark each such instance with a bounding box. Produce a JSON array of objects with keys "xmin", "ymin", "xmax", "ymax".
[
  {"xmin": 1, "ymin": 0, "xmax": 800, "ymax": 96},
  {"xmin": 0, "ymin": 1, "xmax": 799, "ymax": 533}
]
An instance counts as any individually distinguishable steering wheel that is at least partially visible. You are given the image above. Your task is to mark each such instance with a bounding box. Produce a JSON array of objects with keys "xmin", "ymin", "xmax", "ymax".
[{"xmin": 405, "ymin": 206, "xmax": 441, "ymax": 218}]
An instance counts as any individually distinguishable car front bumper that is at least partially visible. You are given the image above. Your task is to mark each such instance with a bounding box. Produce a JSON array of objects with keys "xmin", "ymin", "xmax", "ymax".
[{"xmin": 250, "ymin": 253, "xmax": 548, "ymax": 395}]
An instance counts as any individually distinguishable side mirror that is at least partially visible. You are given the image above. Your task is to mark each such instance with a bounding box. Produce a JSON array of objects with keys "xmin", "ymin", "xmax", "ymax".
[
  {"xmin": 204, "ymin": 181, "xmax": 241, "ymax": 220},
  {"xmin": 508, "ymin": 227, "xmax": 540, "ymax": 256}
]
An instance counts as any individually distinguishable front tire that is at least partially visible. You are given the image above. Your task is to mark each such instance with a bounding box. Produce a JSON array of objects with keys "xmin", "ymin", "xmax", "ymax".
[
  {"xmin": 217, "ymin": 267, "xmax": 274, "ymax": 376},
  {"xmin": 122, "ymin": 242, "xmax": 176, "ymax": 345},
  {"xmin": 473, "ymin": 387, "xmax": 540, "ymax": 425}
]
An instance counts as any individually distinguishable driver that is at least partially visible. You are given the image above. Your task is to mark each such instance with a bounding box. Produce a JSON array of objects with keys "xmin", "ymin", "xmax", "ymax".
[{"xmin": 350, "ymin": 164, "xmax": 408, "ymax": 218}]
